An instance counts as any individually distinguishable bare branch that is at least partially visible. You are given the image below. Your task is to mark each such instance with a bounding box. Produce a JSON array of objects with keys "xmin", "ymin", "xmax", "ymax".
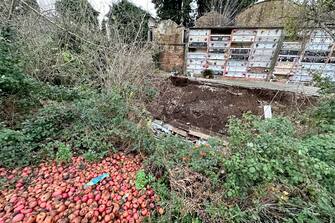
[
  {"xmin": 8, "ymin": 0, "xmax": 16, "ymax": 20},
  {"xmin": 18, "ymin": 0, "xmax": 104, "ymax": 48}
]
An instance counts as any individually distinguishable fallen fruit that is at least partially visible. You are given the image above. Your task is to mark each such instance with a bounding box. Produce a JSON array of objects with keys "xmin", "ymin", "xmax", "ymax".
[
  {"xmin": 36, "ymin": 212, "xmax": 47, "ymax": 223},
  {"xmin": 158, "ymin": 207, "xmax": 165, "ymax": 215},
  {"xmin": 0, "ymin": 153, "xmax": 157, "ymax": 223},
  {"xmin": 12, "ymin": 213, "xmax": 24, "ymax": 222}
]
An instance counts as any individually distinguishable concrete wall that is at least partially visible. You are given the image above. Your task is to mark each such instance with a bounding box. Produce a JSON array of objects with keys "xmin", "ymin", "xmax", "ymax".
[{"xmin": 185, "ymin": 27, "xmax": 335, "ymax": 84}]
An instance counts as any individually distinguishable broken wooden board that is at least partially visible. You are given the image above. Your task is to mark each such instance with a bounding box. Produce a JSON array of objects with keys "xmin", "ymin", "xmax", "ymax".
[
  {"xmin": 169, "ymin": 120, "xmax": 224, "ymax": 140},
  {"xmin": 171, "ymin": 127, "xmax": 188, "ymax": 137},
  {"xmin": 152, "ymin": 119, "xmax": 217, "ymax": 141},
  {"xmin": 188, "ymin": 130, "xmax": 211, "ymax": 140}
]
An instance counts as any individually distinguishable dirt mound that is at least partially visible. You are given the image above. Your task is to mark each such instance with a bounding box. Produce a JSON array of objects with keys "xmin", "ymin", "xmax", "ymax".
[{"xmin": 148, "ymin": 79, "xmax": 313, "ymax": 134}]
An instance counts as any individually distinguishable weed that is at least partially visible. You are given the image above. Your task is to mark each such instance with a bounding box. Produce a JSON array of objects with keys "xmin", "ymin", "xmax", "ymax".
[
  {"xmin": 56, "ymin": 143, "xmax": 72, "ymax": 163},
  {"xmin": 135, "ymin": 170, "xmax": 154, "ymax": 190},
  {"xmin": 202, "ymin": 69, "xmax": 214, "ymax": 79},
  {"xmin": 0, "ymin": 177, "xmax": 6, "ymax": 190},
  {"xmin": 83, "ymin": 150, "xmax": 107, "ymax": 163}
]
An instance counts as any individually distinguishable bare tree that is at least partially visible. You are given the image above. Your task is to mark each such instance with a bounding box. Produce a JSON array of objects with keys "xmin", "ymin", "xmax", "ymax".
[
  {"xmin": 196, "ymin": 0, "xmax": 254, "ymax": 26},
  {"xmin": 0, "ymin": 0, "xmax": 157, "ymax": 101},
  {"xmin": 299, "ymin": 0, "xmax": 335, "ymax": 40}
]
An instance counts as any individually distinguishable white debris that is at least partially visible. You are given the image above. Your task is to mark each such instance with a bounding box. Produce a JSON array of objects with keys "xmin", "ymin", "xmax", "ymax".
[{"xmin": 264, "ymin": 105, "xmax": 273, "ymax": 119}]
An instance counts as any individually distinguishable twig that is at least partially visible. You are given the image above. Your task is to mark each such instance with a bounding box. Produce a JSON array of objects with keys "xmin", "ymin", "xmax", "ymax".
[
  {"xmin": 8, "ymin": 0, "xmax": 16, "ymax": 20},
  {"xmin": 18, "ymin": 0, "xmax": 105, "ymax": 49}
]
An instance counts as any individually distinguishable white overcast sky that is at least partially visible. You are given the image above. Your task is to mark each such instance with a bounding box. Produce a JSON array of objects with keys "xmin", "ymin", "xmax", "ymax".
[
  {"xmin": 134, "ymin": 0, "xmax": 156, "ymax": 16},
  {"xmin": 36, "ymin": 0, "xmax": 157, "ymax": 17}
]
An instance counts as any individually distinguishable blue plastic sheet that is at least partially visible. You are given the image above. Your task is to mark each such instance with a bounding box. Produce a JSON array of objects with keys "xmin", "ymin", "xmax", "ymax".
[{"xmin": 84, "ymin": 173, "xmax": 109, "ymax": 188}]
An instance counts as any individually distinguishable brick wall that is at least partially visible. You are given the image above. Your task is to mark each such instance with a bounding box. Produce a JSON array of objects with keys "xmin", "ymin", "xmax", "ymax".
[
  {"xmin": 159, "ymin": 45, "xmax": 185, "ymax": 72},
  {"xmin": 152, "ymin": 20, "xmax": 185, "ymax": 73}
]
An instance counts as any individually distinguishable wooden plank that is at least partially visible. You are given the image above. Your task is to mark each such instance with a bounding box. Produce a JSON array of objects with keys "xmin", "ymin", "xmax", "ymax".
[
  {"xmin": 171, "ymin": 127, "xmax": 188, "ymax": 137},
  {"xmin": 188, "ymin": 130, "xmax": 211, "ymax": 140}
]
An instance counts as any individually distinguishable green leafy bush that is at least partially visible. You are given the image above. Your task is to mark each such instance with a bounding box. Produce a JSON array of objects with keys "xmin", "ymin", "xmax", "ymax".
[
  {"xmin": 83, "ymin": 150, "xmax": 106, "ymax": 163},
  {"xmin": 22, "ymin": 103, "xmax": 77, "ymax": 143},
  {"xmin": 0, "ymin": 26, "xmax": 30, "ymax": 95},
  {"xmin": 313, "ymin": 73, "xmax": 335, "ymax": 94},
  {"xmin": 56, "ymin": 143, "xmax": 72, "ymax": 163},
  {"xmin": 303, "ymin": 133, "xmax": 335, "ymax": 166},
  {"xmin": 223, "ymin": 115, "xmax": 335, "ymax": 221},
  {"xmin": 310, "ymin": 75, "xmax": 335, "ymax": 133},
  {"xmin": 313, "ymin": 95, "xmax": 335, "ymax": 132},
  {"xmin": 148, "ymin": 111, "xmax": 335, "ymax": 223},
  {"xmin": 135, "ymin": 170, "xmax": 154, "ymax": 190},
  {"xmin": 0, "ymin": 127, "xmax": 32, "ymax": 168},
  {"xmin": 0, "ymin": 89, "xmax": 154, "ymax": 168}
]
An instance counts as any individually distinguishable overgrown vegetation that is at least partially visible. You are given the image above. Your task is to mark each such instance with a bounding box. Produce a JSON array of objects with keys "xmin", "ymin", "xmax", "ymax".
[
  {"xmin": 142, "ymin": 76, "xmax": 335, "ymax": 222},
  {"xmin": 153, "ymin": 0, "xmax": 256, "ymax": 26},
  {"xmin": 56, "ymin": 143, "xmax": 73, "ymax": 163},
  {"xmin": 135, "ymin": 170, "xmax": 154, "ymax": 190},
  {"xmin": 0, "ymin": 0, "xmax": 156, "ymax": 167},
  {"xmin": 83, "ymin": 150, "xmax": 107, "ymax": 163},
  {"xmin": 146, "ymin": 95, "xmax": 335, "ymax": 222},
  {"xmin": 1, "ymin": 1, "xmax": 334, "ymax": 223}
]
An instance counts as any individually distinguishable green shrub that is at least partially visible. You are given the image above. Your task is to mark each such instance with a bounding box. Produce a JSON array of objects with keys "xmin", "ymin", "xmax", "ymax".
[
  {"xmin": 135, "ymin": 170, "xmax": 154, "ymax": 190},
  {"xmin": 0, "ymin": 26, "xmax": 30, "ymax": 95},
  {"xmin": 202, "ymin": 69, "xmax": 214, "ymax": 79},
  {"xmin": 83, "ymin": 150, "xmax": 106, "ymax": 163},
  {"xmin": 146, "ymin": 135, "xmax": 193, "ymax": 171},
  {"xmin": 313, "ymin": 74, "xmax": 335, "ymax": 94},
  {"xmin": 22, "ymin": 103, "xmax": 77, "ymax": 143},
  {"xmin": 227, "ymin": 113, "xmax": 256, "ymax": 150},
  {"xmin": 0, "ymin": 89, "xmax": 154, "ymax": 168},
  {"xmin": 223, "ymin": 115, "xmax": 335, "ymax": 221},
  {"xmin": 56, "ymin": 143, "xmax": 72, "ymax": 163},
  {"xmin": 313, "ymin": 95, "xmax": 335, "ymax": 131},
  {"xmin": 0, "ymin": 127, "xmax": 33, "ymax": 168},
  {"xmin": 303, "ymin": 133, "xmax": 335, "ymax": 166},
  {"xmin": 188, "ymin": 142, "xmax": 225, "ymax": 185},
  {"xmin": 149, "ymin": 113, "xmax": 335, "ymax": 222}
]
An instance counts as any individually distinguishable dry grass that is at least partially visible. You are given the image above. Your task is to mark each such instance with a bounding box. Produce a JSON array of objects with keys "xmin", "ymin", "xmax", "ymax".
[
  {"xmin": 1, "ymin": 0, "xmax": 157, "ymax": 102},
  {"xmin": 168, "ymin": 166, "xmax": 226, "ymax": 222}
]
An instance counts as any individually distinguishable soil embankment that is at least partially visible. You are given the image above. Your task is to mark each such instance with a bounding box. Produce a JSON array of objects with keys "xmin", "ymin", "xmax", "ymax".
[{"xmin": 149, "ymin": 78, "xmax": 315, "ymax": 134}]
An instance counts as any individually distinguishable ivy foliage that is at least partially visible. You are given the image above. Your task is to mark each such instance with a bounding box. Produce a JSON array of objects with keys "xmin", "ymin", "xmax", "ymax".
[
  {"xmin": 55, "ymin": 0, "xmax": 99, "ymax": 26},
  {"xmin": 0, "ymin": 26, "xmax": 29, "ymax": 95},
  {"xmin": 152, "ymin": 0, "xmax": 193, "ymax": 26},
  {"xmin": 108, "ymin": 0, "xmax": 151, "ymax": 42}
]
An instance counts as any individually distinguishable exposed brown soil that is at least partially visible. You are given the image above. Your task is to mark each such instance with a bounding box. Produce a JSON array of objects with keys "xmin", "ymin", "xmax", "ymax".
[{"xmin": 148, "ymin": 78, "xmax": 315, "ymax": 135}]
